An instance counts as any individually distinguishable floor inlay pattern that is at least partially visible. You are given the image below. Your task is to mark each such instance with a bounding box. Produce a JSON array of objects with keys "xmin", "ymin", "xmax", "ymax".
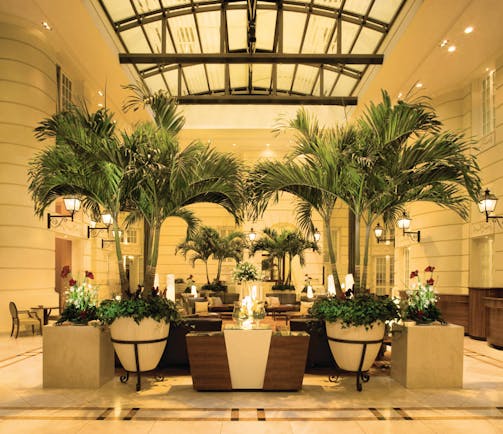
[
  {"xmin": 0, "ymin": 406, "xmax": 501, "ymax": 422},
  {"xmin": 0, "ymin": 347, "xmax": 42, "ymax": 369}
]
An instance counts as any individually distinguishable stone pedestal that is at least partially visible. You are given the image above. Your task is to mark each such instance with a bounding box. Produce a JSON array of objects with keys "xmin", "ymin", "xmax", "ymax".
[
  {"xmin": 43, "ymin": 325, "xmax": 114, "ymax": 388},
  {"xmin": 391, "ymin": 323, "xmax": 463, "ymax": 388}
]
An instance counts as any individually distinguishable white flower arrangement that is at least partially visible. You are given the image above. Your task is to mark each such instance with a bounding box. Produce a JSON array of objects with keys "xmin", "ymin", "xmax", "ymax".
[{"xmin": 232, "ymin": 261, "xmax": 259, "ymax": 282}]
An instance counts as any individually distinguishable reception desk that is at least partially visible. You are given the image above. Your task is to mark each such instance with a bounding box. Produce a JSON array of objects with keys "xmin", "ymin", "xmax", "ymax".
[{"xmin": 186, "ymin": 325, "xmax": 309, "ymax": 391}]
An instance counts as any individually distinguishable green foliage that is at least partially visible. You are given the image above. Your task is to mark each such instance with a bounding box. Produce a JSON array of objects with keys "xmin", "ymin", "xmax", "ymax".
[
  {"xmin": 98, "ymin": 295, "xmax": 180, "ymax": 325},
  {"xmin": 271, "ymin": 283, "xmax": 296, "ymax": 291},
  {"xmin": 57, "ymin": 304, "xmax": 98, "ymax": 325},
  {"xmin": 201, "ymin": 282, "xmax": 228, "ymax": 292},
  {"xmin": 310, "ymin": 294, "xmax": 400, "ymax": 328},
  {"xmin": 232, "ymin": 261, "xmax": 259, "ymax": 282}
]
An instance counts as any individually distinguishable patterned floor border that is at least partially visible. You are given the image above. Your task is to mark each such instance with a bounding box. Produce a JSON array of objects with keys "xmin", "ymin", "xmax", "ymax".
[
  {"xmin": 0, "ymin": 347, "xmax": 42, "ymax": 369},
  {"xmin": 0, "ymin": 406, "xmax": 501, "ymax": 422}
]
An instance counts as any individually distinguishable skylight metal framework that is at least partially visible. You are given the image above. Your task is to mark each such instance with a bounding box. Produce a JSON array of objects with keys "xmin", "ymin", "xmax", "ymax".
[{"xmin": 99, "ymin": 0, "xmax": 407, "ymax": 105}]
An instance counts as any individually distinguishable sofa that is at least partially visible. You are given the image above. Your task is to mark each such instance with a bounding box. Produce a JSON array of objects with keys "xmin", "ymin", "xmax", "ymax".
[
  {"xmin": 208, "ymin": 291, "xmax": 240, "ymax": 313},
  {"xmin": 265, "ymin": 292, "xmax": 298, "ymax": 305}
]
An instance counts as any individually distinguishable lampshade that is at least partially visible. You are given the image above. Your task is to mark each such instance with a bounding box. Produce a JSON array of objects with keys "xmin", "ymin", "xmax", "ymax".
[
  {"xmin": 314, "ymin": 228, "xmax": 321, "ymax": 242},
  {"xmin": 397, "ymin": 212, "xmax": 411, "ymax": 230},
  {"xmin": 374, "ymin": 223, "xmax": 383, "ymax": 239},
  {"xmin": 345, "ymin": 273, "xmax": 355, "ymax": 289},
  {"xmin": 327, "ymin": 274, "xmax": 336, "ymax": 296},
  {"xmin": 248, "ymin": 228, "xmax": 256, "ymax": 241},
  {"xmin": 478, "ymin": 189, "xmax": 497, "ymax": 213},
  {"xmin": 101, "ymin": 213, "xmax": 113, "ymax": 226},
  {"xmin": 306, "ymin": 285, "xmax": 313, "ymax": 299},
  {"xmin": 63, "ymin": 197, "xmax": 81, "ymax": 212}
]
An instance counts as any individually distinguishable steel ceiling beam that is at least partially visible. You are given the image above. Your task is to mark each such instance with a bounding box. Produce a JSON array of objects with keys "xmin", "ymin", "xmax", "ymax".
[
  {"xmin": 175, "ymin": 95, "xmax": 357, "ymax": 105},
  {"xmin": 119, "ymin": 53, "xmax": 384, "ymax": 65}
]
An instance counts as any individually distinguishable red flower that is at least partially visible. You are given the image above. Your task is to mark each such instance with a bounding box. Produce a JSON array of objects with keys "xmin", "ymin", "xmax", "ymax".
[
  {"xmin": 426, "ymin": 278, "xmax": 435, "ymax": 286},
  {"xmin": 61, "ymin": 265, "xmax": 71, "ymax": 278},
  {"xmin": 69, "ymin": 279, "xmax": 77, "ymax": 287},
  {"xmin": 410, "ymin": 270, "xmax": 419, "ymax": 279},
  {"xmin": 85, "ymin": 271, "xmax": 94, "ymax": 279},
  {"xmin": 424, "ymin": 265, "xmax": 435, "ymax": 273}
]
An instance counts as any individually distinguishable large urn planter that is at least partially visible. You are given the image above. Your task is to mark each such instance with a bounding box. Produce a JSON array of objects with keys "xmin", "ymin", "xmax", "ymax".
[
  {"xmin": 110, "ymin": 317, "xmax": 170, "ymax": 391},
  {"xmin": 325, "ymin": 320, "xmax": 385, "ymax": 391}
]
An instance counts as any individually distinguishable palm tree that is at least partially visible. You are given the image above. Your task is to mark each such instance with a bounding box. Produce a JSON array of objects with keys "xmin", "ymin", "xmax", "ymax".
[
  {"xmin": 283, "ymin": 230, "xmax": 319, "ymax": 285},
  {"xmin": 122, "ymin": 84, "xmax": 245, "ymax": 291},
  {"xmin": 29, "ymin": 105, "xmax": 131, "ymax": 295},
  {"xmin": 251, "ymin": 110, "xmax": 358, "ymax": 296},
  {"xmin": 211, "ymin": 230, "xmax": 247, "ymax": 283},
  {"xmin": 175, "ymin": 226, "xmax": 218, "ymax": 284},
  {"xmin": 342, "ymin": 91, "xmax": 482, "ymax": 291}
]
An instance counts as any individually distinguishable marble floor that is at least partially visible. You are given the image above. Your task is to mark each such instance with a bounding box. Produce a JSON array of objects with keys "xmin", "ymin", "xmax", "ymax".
[{"xmin": 0, "ymin": 332, "xmax": 501, "ymax": 434}]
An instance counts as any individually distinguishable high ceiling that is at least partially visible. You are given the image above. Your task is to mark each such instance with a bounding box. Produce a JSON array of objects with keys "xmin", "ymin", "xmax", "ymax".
[{"xmin": 98, "ymin": 0, "xmax": 406, "ymax": 105}]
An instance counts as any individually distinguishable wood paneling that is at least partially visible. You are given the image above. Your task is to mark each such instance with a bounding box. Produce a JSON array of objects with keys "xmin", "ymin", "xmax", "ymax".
[
  {"xmin": 186, "ymin": 334, "xmax": 232, "ymax": 390},
  {"xmin": 437, "ymin": 294, "xmax": 469, "ymax": 331},
  {"xmin": 485, "ymin": 297, "xmax": 503, "ymax": 349},
  {"xmin": 468, "ymin": 287, "xmax": 503, "ymax": 339},
  {"xmin": 263, "ymin": 335, "xmax": 309, "ymax": 391}
]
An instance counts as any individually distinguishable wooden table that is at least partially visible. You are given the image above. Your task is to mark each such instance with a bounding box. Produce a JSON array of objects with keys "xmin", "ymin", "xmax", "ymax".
[
  {"xmin": 31, "ymin": 306, "xmax": 59, "ymax": 325},
  {"xmin": 186, "ymin": 327, "xmax": 309, "ymax": 391}
]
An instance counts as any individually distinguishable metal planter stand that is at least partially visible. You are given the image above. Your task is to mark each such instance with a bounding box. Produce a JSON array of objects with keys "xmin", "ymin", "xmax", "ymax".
[
  {"xmin": 111, "ymin": 336, "xmax": 168, "ymax": 391},
  {"xmin": 327, "ymin": 336, "xmax": 384, "ymax": 392}
]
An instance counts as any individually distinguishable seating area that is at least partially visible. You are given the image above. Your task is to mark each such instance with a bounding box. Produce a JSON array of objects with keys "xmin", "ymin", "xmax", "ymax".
[{"xmin": 8, "ymin": 302, "xmax": 42, "ymax": 338}]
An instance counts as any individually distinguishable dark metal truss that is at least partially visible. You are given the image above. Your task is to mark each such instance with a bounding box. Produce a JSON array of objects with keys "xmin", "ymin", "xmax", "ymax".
[{"xmin": 98, "ymin": 0, "xmax": 406, "ymax": 105}]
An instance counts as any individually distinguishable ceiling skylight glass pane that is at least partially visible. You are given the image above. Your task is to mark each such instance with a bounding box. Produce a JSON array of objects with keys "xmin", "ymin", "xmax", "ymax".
[
  {"xmin": 370, "ymin": 0, "xmax": 403, "ymax": 22},
  {"xmin": 351, "ymin": 27, "xmax": 381, "ymax": 54},
  {"xmin": 132, "ymin": 0, "xmax": 161, "ymax": 14},
  {"xmin": 164, "ymin": 69, "xmax": 184, "ymax": 96},
  {"xmin": 256, "ymin": 10, "xmax": 276, "ymax": 51},
  {"xmin": 303, "ymin": 15, "xmax": 335, "ymax": 53},
  {"xmin": 229, "ymin": 64, "xmax": 247, "ymax": 89},
  {"xmin": 168, "ymin": 15, "xmax": 201, "ymax": 53},
  {"xmin": 183, "ymin": 65, "xmax": 208, "ymax": 94},
  {"xmin": 197, "ymin": 11, "xmax": 220, "ymax": 53},
  {"xmin": 122, "ymin": 27, "xmax": 151, "ymax": 53},
  {"xmin": 102, "ymin": 0, "xmax": 135, "ymax": 21},
  {"xmin": 143, "ymin": 21, "xmax": 175, "ymax": 53},
  {"xmin": 292, "ymin": 65, "xmax": 317, "ymax": 95},
  {"xmin": 331, "ymin": 74, "xmax": 356, "ymax": 95},
  {"xmin": 162, "ymin": 0, "xmax": 191, "ymax": 7},
  {"xmin": 277, "ymin": 64, "xmax": 295, "ymax": 91},
  {"xmin": 206, "ymin": 64, "xmax": 225, "ymax": 91},
  {"xmin": 252, "ymin": 64, "xmax": 272, "ymax": 89},
  {"xmin": 145, "ymin": 74, "xmax": 170, "ymax": 94},
  {"xmin": 344, "ymin": 0, "xmax": 372, "ymax": 16},
  {"xmin": 321, "ymin": 70, "xmax": 338, "ymax": 96},
  {"xmin": 227, "ymin": 10, "xmax": 247, "ymax": 51},
  {"xmin": 283, "ymin": 12, "xmax": 306, "ymax": 53},
  {"xmin": 313, "ymin": 0, "xmax": 343, "ymax": 8},
  {"xmin": 340, "ymin": 21, "xmax": 359, "ymax": 53}
]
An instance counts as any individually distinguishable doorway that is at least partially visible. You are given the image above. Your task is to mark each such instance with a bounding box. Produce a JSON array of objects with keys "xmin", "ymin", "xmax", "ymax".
[{"xmin": 55, "ymin": 238, "xmax": 72, "ymax": 309}]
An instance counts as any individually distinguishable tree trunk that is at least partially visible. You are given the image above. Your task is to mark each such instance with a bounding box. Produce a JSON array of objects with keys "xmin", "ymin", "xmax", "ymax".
[
  {"xmin": 216, "ymin": 258, "xmax": 222, "ymax": 282},
  {"xmin": 353, "ymin": 214, "xmax": 361, "ymax": 294},
  {"xmin": 286, "ymin": 254, "xmax": 293, "ymax": 285},
  {"xmin": 111, "ymin": 215, "xmax": 128, "ymax": 297},
  {"xmin": 144, "ymin": 223, "xmax": 161, "ymax": 293},
  {"xmin": 324, "ymin": 218, "xmax": 343, "ymax": 297},
  {"xmin": 360, "ymin": 221, "xmax": 372, "ymax": 293},
  {"xmin": 205, "ymin": 260, "xmax": 210, "ymax": 284}
]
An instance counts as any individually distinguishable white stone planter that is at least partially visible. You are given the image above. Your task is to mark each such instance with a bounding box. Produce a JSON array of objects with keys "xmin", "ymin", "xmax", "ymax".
[
  {"xmin": 43, "ymin": 325, "xmax": 114, "ymax": 388},
  {"xmin": 325, "ymin": 320, "xmax": 385, "ymax": 372},
  {"xmin": 110, "ymin": 317, "xmax": 169, "ymax": 372}
]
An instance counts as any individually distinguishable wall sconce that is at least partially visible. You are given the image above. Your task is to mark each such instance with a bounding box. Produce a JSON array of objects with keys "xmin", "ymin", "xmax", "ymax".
[
  {"xmin": 313, "ymin": 227, "xmax": 321, "ymax": 242},
  {"xmin": 373, "ymin": 223, "xmax": 395, "ymax": 244},
  {"xmin": 47, "ymin": 197, "xmax": 81, "ymax": 229},
  {"xmin": 397, "ymin": 212, "xmax": 421, "ymax": 242},
  {"xmin": 478, "ymin": 189, "xmax": 502, "ymax": 222},
  {"xmin": 248, "ymin": 228, "xmax": 257, "ymax": 242},
  {"xmin": 87, "ymin": 213, "xmax": 114, "ymax": 238}
]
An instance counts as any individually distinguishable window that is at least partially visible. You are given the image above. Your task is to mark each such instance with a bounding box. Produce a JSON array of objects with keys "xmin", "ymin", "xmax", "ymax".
[
  {"xmin": 121, "ymin": 229, "xmax": 137, "ymax": 244},
  {"xmin": 56, "ymin": 65, "xmax": 72, "ymax": 112},
  {"xmin": 482, "ymin": 70, "xmax": 495, "ymax": 135}
]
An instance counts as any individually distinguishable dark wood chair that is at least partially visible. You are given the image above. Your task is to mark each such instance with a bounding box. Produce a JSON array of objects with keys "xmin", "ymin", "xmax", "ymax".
[{"xmin": 9, "ymin": 302, "xmax": 42, "ymax": 338}]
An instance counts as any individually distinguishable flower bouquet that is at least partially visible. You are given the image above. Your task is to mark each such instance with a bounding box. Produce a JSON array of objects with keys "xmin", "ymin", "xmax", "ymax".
[
  {"xmin": 57, "ymin": 266, "xmax": 99, "ymax": 325},
  {"xmin": 232, "ymin": 261, "xmax": 259, "ymax": 283},
  {"xmin": 405, "ymin": 266, "xmax": 444, "ymax": 324}
]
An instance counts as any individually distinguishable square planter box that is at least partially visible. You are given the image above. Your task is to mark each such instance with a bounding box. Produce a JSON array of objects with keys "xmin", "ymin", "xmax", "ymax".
[
  {"xmin": 43, "ymin": 325, "xmax": 114, "ymax": 388},
  {"xmin": 391, "ymin": 323, "xmax": 464, "ymax": 388}
]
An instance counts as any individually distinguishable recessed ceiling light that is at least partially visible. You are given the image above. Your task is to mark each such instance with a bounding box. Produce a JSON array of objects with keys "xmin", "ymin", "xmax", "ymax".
[
  {"xmin": 464, "ymin": 26, "xmax": 474, "ymax": 34},
  {"xmin": 439, "ymin": 39, "xmax": 448, "ymax": 48},
  {"xmin": 232, "ymin": 143, "xmax": 236, "ymax": 147},
  {"xmin": 265, "ymin": 143, "xmax": 270, "ymax": 147},
  {"xmin": 397, "ymin": 92, "xmax": 403, "ymax": 99},
  {"xmin": 447, "ymin": 45, "xmax": 456, "ymax": 53},
  {"xmin": 415, "ymin": 82, "xmax": 423, "ymax": 89},
  {"xmin": 42, "ymin": 21, "xmax": 52, "ymax": 31},
  {"xmin": 98, "ymin": 90, "xmax": 104, "ymax": 96},
  {"xmin": 97, "ymin": 103, "xmax": 104, "ymax": 108}
]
